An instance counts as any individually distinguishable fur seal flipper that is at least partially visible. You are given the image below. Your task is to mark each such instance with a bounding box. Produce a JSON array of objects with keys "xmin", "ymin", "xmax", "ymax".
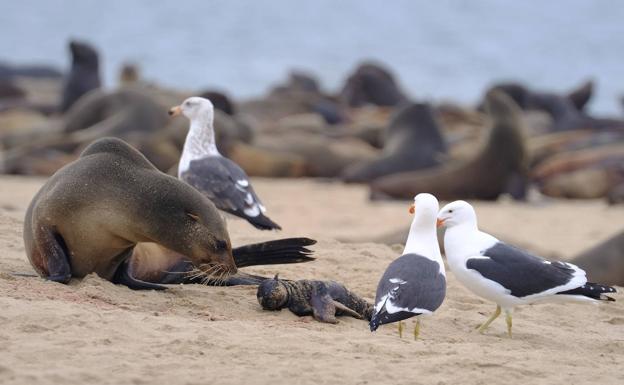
[
  {"xmin": 257, "ymin": 276, "xmax": 373, "ymax": 323},
  {"xmin": 232, "ymin": 238, "xmax": 316, "ymax": 267},
  {"xmin": 113, "ymin": 259, "xmax": 167, "ymax": 290}
]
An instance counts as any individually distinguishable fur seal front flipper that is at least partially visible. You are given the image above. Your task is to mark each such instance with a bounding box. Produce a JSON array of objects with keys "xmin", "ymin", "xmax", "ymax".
[{"xmin": 113, "ymin": 259, "xmax": 167, "ymax": 290}]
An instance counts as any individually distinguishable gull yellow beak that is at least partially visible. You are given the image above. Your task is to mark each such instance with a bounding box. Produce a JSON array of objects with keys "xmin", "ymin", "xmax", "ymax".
[
  {"xmin": 168, "ymin": 105, "xmax": 182, "ymax": 117},
  {"xmin": 436, "ymin": 218, "xmax": 445, "ymax": 228},
  {"xmin": 409, "ymin": 203, "xmax": 415, "ymax": 214}
]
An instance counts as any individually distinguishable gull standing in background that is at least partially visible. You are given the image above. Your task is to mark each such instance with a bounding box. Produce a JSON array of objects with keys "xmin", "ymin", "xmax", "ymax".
[{"xmin": 170, "ymin": 97, "xmax": 281, "ymax": 230}]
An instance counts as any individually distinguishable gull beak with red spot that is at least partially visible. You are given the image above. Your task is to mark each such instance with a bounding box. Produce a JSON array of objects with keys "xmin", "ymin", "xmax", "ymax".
[
  {"xmin": 436, "ymin": 218, "xmax": 445, "ymax": 228},
  {"xmin": 168, "ymin": 105, "xmax": 182, "ymax": 117},
  {"xmin": 409, "ymin": 203, "xmax": 415, "ymax": 214}
]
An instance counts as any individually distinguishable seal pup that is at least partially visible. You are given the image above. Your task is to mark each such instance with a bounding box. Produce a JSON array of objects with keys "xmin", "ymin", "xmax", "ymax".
[
  {"xmin": 370, "ymin": 193, "xmax": 446, "ymax": 340},
  {"xmin": 23, "ymin": 137, "xmax": 239, "ymax": 289},
  {"xmin": 60, "ymin": 40, "xmax": 101, "ymax": 113},
  {"xmin": 171, "ymin": 96, "xmax": 281, "ymax": 230},
  {"xmin": 257, "ymin": 274, "xmax": 373, "ymax": 323},
  {"xmin": 342, "ymin": 103, "xmax": 447, "ymax": 183},
  {"xmin": 438, "ymin": 200, "xmax": 616, "ymax": 337},
  {"xmin": 370, "ymin": 90, "xmax": 527, "ymax": 201}
]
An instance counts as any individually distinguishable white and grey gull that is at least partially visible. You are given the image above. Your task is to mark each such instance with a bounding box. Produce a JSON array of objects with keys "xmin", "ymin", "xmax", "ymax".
[
  {"xmin": 437, "ymin": 200, "xmax": 616, "ymax": 337},
  {"xmin": 169, "ymin": 97, "xmax": 281, "ymax": 230},
  {"xmin": 370, "ymin": 193, "xmax": 446, "ymax": 339}
]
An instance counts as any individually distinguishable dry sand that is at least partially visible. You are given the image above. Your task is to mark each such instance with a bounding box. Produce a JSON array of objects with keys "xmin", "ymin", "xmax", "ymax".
[{"xmin": 1, "ymin": 176, "xmax": 623, "ymax": 385}]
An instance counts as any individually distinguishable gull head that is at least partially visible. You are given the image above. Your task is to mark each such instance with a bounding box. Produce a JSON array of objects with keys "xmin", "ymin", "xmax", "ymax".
[
  {"xmin": 169, "ymin": 96, "xmax": 214, "ymax": 123},
  {"xmin": 437, "ymin": 200, "xmax": 477, "ymax": 228},
  {"xmin": 408, "ymin": 193, "xmax": 439, "ymax": 228}
]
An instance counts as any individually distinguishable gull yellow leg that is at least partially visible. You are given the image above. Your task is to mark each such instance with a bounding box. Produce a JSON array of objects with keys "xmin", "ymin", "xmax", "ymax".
[
  {"xmin": 477, "ymin": 305, "xmax": 501, "ymax": 334},
  {"xmin": 413, "ymin": 318, "xmax": 421, "ymax": 340},
  {"xmin": 505, "ymin": 311, "xmax": 513, "ymax": 338},
  {"xmin": 398, "ymin": 320, "xmax": 404, "ymax": 338}
]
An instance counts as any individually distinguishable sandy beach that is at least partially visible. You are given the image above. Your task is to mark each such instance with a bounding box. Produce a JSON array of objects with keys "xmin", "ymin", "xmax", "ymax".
[{"xmin": 1, "ymin": 176, "xmax": 623, "ymax": 385}]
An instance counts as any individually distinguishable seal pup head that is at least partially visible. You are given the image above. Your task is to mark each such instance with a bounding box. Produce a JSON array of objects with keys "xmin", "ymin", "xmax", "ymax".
[{"xmin": 257, "ymin": 274, "xmax": 289, "ymax": 310}]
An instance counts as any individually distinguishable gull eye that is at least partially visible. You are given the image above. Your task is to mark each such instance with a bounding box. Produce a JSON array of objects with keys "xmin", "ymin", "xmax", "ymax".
[{"xmin": 448, "ymin": 209, "xmax": 454, "ymax": 213}]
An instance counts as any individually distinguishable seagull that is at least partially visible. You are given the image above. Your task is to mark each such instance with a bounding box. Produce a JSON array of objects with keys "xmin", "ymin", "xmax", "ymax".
[
  {"xmin": 437, "ymin": 200, "xmax": 616, "ymax": 337},
  {"xmin": 370, "ymin": 193, "xmax": 446, "ymax": 339},
  {"xmin": 169, "ymin": 97, "xmax": 281, "ymax": 230}
]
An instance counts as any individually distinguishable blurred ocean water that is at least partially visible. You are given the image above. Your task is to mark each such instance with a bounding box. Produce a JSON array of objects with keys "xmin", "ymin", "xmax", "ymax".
[{"xmin": 1, "ymin": 0, "xmax": 623, "ymax": 114}]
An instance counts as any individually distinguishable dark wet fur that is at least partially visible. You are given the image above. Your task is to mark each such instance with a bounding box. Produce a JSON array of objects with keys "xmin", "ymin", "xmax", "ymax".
[{"xmin": 257, "ymin": 277, "xmax": 374, "ymax": 323}]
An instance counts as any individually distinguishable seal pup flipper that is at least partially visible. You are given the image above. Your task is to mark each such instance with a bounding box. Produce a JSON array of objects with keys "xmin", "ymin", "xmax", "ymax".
[
  {"xmin": 332, "ymin": 301, "xmax": 364, "ymax": 319},
  {"xmin": 112, "ymin": 260, "xmax": 167, "ymax": 290},
  {"xmin": 232, "ymin": 238, "xmax": 316, "ymax": 268},
  {"xmin": 310, "ymin": 284, "xmax": 339, "ymax": 324},
  {"xmin": 35, "ymin": 225, "xmax": 72, "ymax": 283}
]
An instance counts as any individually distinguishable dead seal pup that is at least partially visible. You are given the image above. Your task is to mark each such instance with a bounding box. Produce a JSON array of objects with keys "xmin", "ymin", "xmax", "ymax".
[{"xmin": 257, "ymin": 275, "xmax": 373, "ymax": 323}]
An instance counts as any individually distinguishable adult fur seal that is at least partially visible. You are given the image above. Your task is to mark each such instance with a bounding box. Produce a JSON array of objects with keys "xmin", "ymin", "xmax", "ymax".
[
  {"xmin": 339, "ymin": 62, "xmax": 407, "ymax": 107},
  {"xmin": 572, "ymin": 231, "xmax": 624, "ymax": 286},
  {"xmin": 60, "ymin": 40, "xmax": 101, "ymax": 113},
  {"xmin": 23, "ymin": 137, "xmax": 315, "ymax": 289},
  {"xmin": 370, "ymin": 90, "xmax": 527, "ymax": 201},
  {"xmin": 342, "ymin": 103, "xmax": 447, "ymax": 183}
]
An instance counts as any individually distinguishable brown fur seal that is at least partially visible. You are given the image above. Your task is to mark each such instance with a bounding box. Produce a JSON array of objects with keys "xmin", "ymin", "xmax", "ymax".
[
  {"xmin": 572, "ymin": 231, "xmax": 624, "ymax": 286},
  {"xmin": 257, "ymin": 274, "xmax": 373, "ymax": 323},
  {"xmin": 339, "ymin": 62, "xmax": 407, "ymax": 108},
  {"xmin": 370, "ymin": 90, "xmax": 527, "ymax": 201},
  {"xmin": 61, "ymin": 40, "xmax": 101, "ymax": 113},
  {"xmin": 23, "ymin": 137, "xmax": 317, "ymax": 289},
  {"xmin": 23, "ymin": 137, "xmax": 235, "ymax": 289},
  {"xmin": 342, "ymin": 103, "xmax": 447, "ymax": 183}
]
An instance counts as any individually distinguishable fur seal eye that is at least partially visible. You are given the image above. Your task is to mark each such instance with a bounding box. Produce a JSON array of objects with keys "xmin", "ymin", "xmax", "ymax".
[
  {"xmin": 215, "ymin": 240, "xmax": 227, "ymax": 251},
  {"xmin": 186, "ymin": 212, "xmax": 200, "ymax": 222}
]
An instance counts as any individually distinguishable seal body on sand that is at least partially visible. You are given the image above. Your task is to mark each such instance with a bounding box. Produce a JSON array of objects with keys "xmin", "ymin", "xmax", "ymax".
[
  {"xmin": 61, "ymin": 40, "xmax": 101, "ymax": 113},
  {"xmin": 257, "ymin": 275, "xmax": 373, "ymax": 323},
  {"xmin": 572, "ymin": 231, "xmax": 624, "ymax": 286},
  {"xmin": 342, "ymin": 103, "xmax": 447, "ymax": 183},
  {"xmin": 339, "ymin": 62, "xmax": 407, "ymax": 108},
  {"xmin": 370, "ymin": 90, "xmax": 527, "ymax": 201},
  {"xmin": 24, "ymin": 137, "xmax": 236, "ymax": 289}
]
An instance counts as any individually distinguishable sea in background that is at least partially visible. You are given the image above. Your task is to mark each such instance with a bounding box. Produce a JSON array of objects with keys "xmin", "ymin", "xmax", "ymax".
[{"xmin": 1, "ymin": 0, "xmax": 623, "ymax": 114}]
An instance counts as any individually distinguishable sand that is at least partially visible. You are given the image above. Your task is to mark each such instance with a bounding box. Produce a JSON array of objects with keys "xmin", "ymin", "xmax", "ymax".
[{"xmin": 1, "ymin": 176, "xmax": 623, "ymax": 385}]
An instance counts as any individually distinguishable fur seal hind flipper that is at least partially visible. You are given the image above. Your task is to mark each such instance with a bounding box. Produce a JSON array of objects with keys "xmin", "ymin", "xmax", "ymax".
[
  {"xmin": 310, "ymin": 284, "xmax": 339, "ymax": 324},
  {"xmin": 232, "ymin": 238, "xmax": 316, "ymax": 268},
  {"xmin": 112, "ymin": 260, "xmax": 167, "ymax": 290},
  {"xmin": 35, "ymin": 225, "xmax": 72, "ymax": 283}
]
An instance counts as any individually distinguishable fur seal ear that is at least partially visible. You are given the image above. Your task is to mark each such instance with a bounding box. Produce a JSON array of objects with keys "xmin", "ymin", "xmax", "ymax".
[
  {"xmin": 273, "ymin": 273, "xmax": 279, "ymax": 280},
  {"xmin": 186, "ymin": 212, "xmax": 200, "ymax": 222}
]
